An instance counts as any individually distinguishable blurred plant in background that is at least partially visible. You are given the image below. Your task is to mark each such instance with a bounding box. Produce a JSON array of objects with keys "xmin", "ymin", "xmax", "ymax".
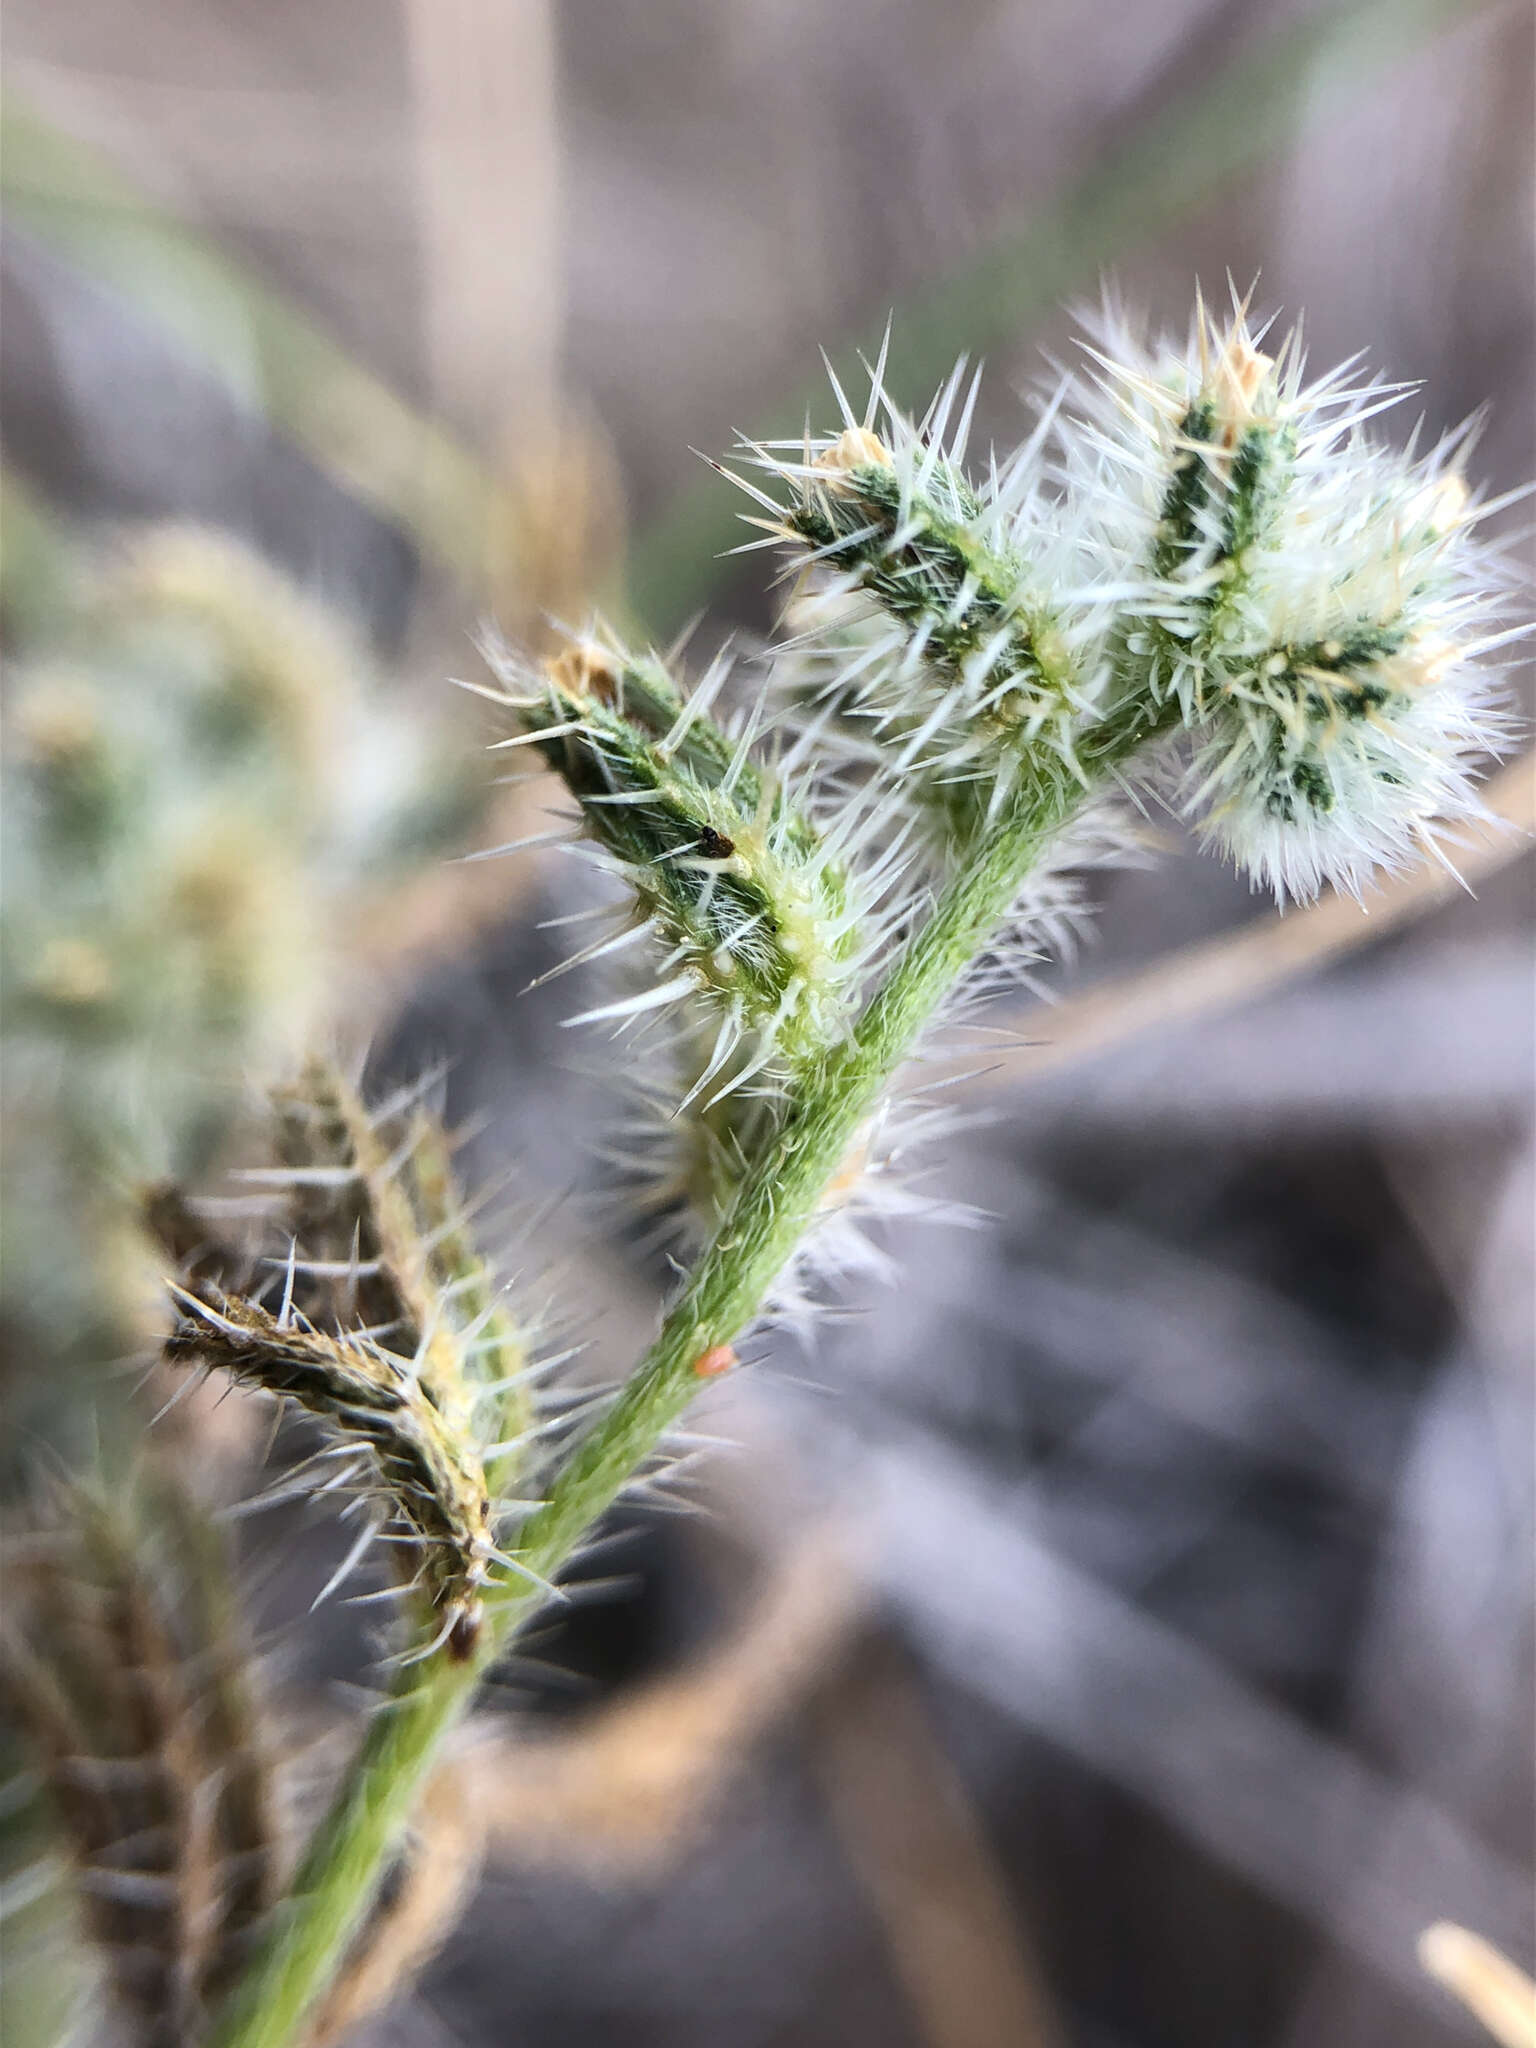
[{"xmin": 0, "ymin": 504, "xmax": 479, "ymax": 1459}]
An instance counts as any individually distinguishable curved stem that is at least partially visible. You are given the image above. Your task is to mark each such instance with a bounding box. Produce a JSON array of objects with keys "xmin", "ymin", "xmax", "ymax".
[{"xmin": 207, "ymin": 697, "xmax": 1169, "ymax": 2048}]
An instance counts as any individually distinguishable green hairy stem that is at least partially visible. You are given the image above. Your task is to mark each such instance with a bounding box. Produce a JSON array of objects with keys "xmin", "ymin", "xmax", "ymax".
[{"xmin": 206, "ymin": 687, "xmax": 1174, "ymax": 2048}]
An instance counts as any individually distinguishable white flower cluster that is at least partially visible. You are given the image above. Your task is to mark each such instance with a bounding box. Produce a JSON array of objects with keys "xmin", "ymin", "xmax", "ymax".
[
  {"xmin": 1060, "ymin": 295, "xmax": 1517, "ymax": 900},
  {"xmin": 741, "ymin": 293, "xmax": 1517, "ymax": 906}
]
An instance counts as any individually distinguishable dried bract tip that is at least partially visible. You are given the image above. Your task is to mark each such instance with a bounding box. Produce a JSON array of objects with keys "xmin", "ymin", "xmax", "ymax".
[
  {"xmin": 815, "ymin": 425, "xmax": 893, "ymax": 482},
  {"xmin": 1210, "ymin": 325, "xmax": 1275, "ymax": 446},
  {"xmin": 545, "ymin": 638, "xmax": 622, "ymax": 706}
]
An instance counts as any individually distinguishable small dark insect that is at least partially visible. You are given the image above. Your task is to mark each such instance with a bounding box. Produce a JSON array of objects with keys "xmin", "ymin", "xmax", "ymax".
[
  {"xmin": 696, "ymin": 825, "xmax": 735, "ymax": 859},
  {"xmin": 448, "ymin": 1602, "xmax": 483, "ymax": 1661}
]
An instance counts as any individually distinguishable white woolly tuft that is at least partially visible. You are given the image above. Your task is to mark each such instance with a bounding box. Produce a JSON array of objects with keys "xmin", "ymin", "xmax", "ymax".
[
  {"xmin": 739, "ymin": 289, "xmax": 1520, "ymax": 910},
  {"xmin": 1051, "ymin": 286, "xmax": 1521, "ymax": 902}
]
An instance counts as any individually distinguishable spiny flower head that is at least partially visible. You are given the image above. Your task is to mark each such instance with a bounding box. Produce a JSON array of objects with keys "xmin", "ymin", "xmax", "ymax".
[
  {"xmin": 160, "ymin": 1061, "xmax": 554, "ymax": 1662},
  {"xmin": 165, "ymin": 1286, "xmax": 500, "ymax": 1660},
  {"xmin": 479, "ymin": 625, "xmax": 870, "ymax": 1087},
  {"xmin": 1, "ymin": 1469, "xmax": 284, "ymax": 2044},
  {"xmin": 1060, "ymin": 291, "xmax": 1518, "ymax": 900},
  {"xmin": 742, "ymin": 295, "xmax": 1516, "ymax": 907},
  {"xmin": 728, "ymin": 346, "xmax": 1112, "ymax": 851}
]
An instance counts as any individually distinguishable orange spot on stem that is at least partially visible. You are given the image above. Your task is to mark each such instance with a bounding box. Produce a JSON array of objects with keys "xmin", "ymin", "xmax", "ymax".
[{"xmin": 692, "ymin": 1344, "xmax": 737, "ymax": 1379}]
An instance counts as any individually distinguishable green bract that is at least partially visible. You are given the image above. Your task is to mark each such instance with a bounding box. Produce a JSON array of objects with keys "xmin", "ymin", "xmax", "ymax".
[{"xmin": 490, "ymin": 636, "xmax": 867, "ymax": 1078}]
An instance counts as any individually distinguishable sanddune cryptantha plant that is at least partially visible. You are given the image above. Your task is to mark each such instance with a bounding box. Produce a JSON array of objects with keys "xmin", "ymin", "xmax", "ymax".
[{"xmin": 5, "ymin": 291, "xmax": 1521, "ymax": 2048}]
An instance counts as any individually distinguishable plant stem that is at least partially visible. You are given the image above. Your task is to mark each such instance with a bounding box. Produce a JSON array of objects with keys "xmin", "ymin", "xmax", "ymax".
[
  {"xmin": 207, "ymin": 695, "xmax": 1170, "ymax": 2048},
  {"xmin": 206, "ymin": 1657, "xmax": 482, "ymax": 2048}
]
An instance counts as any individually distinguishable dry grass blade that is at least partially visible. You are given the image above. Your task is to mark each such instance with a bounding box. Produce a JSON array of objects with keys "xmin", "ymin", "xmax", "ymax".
[
  {"xmin": 1419, "ymin": 1924, "xmax": 1536, "ymax": 2048},
  {"xmin": 405, "ymin": 0, "xmax": 558, "ymax": 446},
  {"xmin": 0, "ymin": 92, "xmax": 508, "ymax": 594},
  {"xmin": 813, "ymin": 1635, "xmax": 1065, "ymax": 2048}
]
